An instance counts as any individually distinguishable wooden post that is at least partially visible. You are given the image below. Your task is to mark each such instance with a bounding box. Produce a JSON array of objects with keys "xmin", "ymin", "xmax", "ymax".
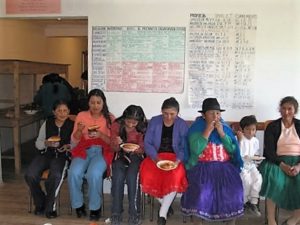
[
  {"xmin": 0, "ymin": 132, "xmax": 3, "ymax": 184},
  {"xmin": 13, "ymin": 61, "xmax": 21, "ymax": 175}
]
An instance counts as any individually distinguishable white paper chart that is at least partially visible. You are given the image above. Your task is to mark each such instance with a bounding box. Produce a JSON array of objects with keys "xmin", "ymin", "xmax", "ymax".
[
  {"xmin": 188, "ymin": 14, "xmax": 257, "ymax": 109},
  {"xmin": 92, "ymin": 26, "xmax": 186, "ymax": 93}
]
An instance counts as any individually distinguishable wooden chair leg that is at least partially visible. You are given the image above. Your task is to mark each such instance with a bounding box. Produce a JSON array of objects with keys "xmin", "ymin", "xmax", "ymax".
[
  {"xmin": 57, "ymin": 191, "xmax": 60, "ymax": 215},
  {"xmin": 264, "ymin": 201, "xmax": 268, "ymax": 224},
  {"xmin": 141, "ymin": 192, "xmax": 145, "ymax": 219},
  {"xmin": 101, "ymin": 182, "xmax": 105, "ymax": 217},
  {"xmin": 28, "ymin": 190, "xmax": 32, "ymax": 213},
  {"xmin": 275, "ymin": 206, "xmax": 279, "ymax": 224},
  {"xmin": 183, "ymin": 215, "xmax": 187, "ymax": 223},
  {"xmin": 183, "ymin": 215, "xmax": 193, "ymax": 223}
]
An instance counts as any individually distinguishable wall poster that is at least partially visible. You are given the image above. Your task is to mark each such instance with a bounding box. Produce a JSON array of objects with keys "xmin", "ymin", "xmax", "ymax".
[
  {"xmin": 92, "ymin": 26, "xmax": 186, "ymax": 93},
  {"xmin": 6, "ymin": 0, "xmax": 61, "ymax": 14},
  {"xmin": 188, "ymin": 14, "xmax": 257, "ymax": 109}
]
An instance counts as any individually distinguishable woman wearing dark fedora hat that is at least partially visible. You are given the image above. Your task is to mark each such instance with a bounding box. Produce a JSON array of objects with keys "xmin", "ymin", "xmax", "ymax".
[{"xmin": 181, "ymin": 98, "xmax": 244, "ymax": 225}]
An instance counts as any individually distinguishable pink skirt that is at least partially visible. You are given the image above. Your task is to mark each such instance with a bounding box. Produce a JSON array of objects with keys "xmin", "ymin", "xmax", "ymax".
[{"xmin": 139, "ymin": 152, "xmax": 188, "ymax": 198}]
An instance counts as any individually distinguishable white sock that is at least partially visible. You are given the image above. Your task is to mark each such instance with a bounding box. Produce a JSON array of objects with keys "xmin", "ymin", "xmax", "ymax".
[
  {"xmin": 159, "ymin": 191, "xmax": 177, "ymax": 219},
  {"xmin": 250, "ymin": 197, "xmax": 259, "ymax": 205}
]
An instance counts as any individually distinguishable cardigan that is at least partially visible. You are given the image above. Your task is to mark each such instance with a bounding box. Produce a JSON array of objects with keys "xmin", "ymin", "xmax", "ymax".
[
  {"xmin": 110, "ymin": 121, "xmax": 144, "ymax": 153},
  {"xmin": 264, "ymin": 118, "xmax": 300, "ymax": 165},
  {"xmin": 144, "ymin": 115, "xmax": 188, "ymax": 161}
]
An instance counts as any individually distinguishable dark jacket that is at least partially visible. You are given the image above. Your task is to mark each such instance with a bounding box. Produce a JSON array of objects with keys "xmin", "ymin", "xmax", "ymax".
[
  {"xmin": 45, "ymin": 117, "xmax": 74, "ymax": 157},
  {"xmin": 144, "ymin": 115, "xmax": 189, "ymax": 161},
  {"xmin": 46, "ymin": 117, "xmax": 74, "ymax": 146},
  {"xmin": 264, "ymin": 118, "xmax": 300, "ymax": 165}
]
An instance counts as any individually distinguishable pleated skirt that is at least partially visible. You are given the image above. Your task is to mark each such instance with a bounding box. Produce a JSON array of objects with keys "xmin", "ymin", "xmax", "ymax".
[
  {"xmin": 139, "ymin": 152, "xmax": 188, "ymax": 198},
  {"xmin": 259, "ymin": 156, "xmax": 300, "ymax": 210},
  {"xmin": 181, "ymin": 161, "xmax": 244, "ymax": 221}
]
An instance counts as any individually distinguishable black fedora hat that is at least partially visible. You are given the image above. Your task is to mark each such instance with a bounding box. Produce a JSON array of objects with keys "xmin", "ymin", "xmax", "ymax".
[{"xmin": 198, "ymin": 98, "xmax": 225, "ymax": 113}]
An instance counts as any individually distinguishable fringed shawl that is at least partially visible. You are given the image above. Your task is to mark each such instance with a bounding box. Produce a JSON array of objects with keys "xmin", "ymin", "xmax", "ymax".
[{"xmin": 185, "ymin": 117, "xmax": 243, "ymax": 171}]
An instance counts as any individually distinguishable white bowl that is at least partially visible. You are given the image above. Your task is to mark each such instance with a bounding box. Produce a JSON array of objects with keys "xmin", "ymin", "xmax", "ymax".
[
  {"xmin": 24, "ymin": 109, "xmax": 38, "ymax": 115},
  {"xmin": 156, "ymin": 160, "xmax": 178, "ymax": 171},
  {"xmin": 120, "ymin": 143, "xmax": 139, "ymax": 152}
]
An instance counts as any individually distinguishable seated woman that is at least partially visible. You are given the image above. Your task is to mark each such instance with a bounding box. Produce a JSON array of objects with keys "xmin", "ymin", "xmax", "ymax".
[
  {"xmin": 24, "ymin": 100, "xmax": 74, "ymax": 219},
  {"xmin": 259, "ymin": 96, "xmax": 300, "ymax": 225},
  {"xmin": 181, "ymin": 98, "xmax": 244, "ymax": 225},
  {"xmin": 67, "ymin": 89, "xmax": 114, "ymax": 221},
  {"xmin": 140, "ymin": 97, "xmax": 189, "ymax": 225},
  {"xmin": 110, "ymin": 105, "xmax": 148, "ymax": 225}
]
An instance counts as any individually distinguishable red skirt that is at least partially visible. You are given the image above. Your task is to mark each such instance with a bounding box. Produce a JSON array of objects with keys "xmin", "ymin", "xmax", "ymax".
[{"xmin": 139, "ymin": 152, "xmax": 188, "ymax": 198}]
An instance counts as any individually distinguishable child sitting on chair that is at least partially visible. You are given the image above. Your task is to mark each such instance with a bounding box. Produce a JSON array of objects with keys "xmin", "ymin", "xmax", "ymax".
[{"xmin": 237, "ymin": 115, "xmax": 263, "ymax": 217}]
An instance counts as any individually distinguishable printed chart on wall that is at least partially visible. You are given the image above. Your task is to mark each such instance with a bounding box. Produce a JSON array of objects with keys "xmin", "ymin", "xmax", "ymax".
[
  {"xmin": 188, "ymin": 14, "xmax": 257, "ymax": 109},
  {"xmin": 92, "ymin": 26, "xmax": 186, "ymax": 93}
]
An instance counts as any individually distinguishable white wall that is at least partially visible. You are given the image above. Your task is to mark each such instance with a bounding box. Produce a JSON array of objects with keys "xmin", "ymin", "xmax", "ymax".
[
  {"xmin": 1, "ymin": 0, "xmax": 299, "ymax": 193},
  {"xmin": 1, "ymin": 0, "xmax": 299, "ymax": 122},
  {"xmin": 0, "ymin": 1, "xmax": 299, "ymax": 123},
  {"xmin": 86, "ymin": 0, "xmax": 300, "ymax": 122}
]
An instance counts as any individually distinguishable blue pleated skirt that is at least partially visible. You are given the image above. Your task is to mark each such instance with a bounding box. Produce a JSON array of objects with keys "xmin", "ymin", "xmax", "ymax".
[{"xmin": 181, "ymin": 161, "xmax": 244, "ymax": 221}]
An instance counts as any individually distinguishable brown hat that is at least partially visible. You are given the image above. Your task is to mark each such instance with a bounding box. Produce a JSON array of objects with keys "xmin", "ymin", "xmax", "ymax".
[{"xmin": 198, "ymin": 98, "xmax": 225, "ymax": 113}]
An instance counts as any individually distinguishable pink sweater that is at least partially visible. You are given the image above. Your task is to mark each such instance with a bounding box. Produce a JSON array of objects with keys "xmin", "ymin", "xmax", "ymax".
[
  {"xmin": 70, "ymin": 111, "xmax": 115, "ymax": 176},
  {"xmin": 71, "ymin": 111, "xmax": 114, "ymax": 144}
]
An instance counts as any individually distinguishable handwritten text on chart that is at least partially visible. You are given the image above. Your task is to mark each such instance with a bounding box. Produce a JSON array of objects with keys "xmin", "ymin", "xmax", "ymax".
[
  {"xmin": 92, "ymin": 26, "xmax": 186, "ymax": 93},
  {"xmin": 188, "ymin": 14, "xmax": 257, "ymax": 109}
]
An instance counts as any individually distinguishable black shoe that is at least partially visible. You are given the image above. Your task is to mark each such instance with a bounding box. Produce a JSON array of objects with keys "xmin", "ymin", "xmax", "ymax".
[
  {"xmin": 167, "ymin": 206, "xmax": 174, "ymax": 217},
  {"xmin": 128, "ymin": 215, "xmax": 141, "ymax": 225},
  {"xmin": 111, "ymin": 215, "xmax": 122, "ymax": 225},
  {"xmin": 157, "ymin": 216, "xmax": 166, "ymax": 225},
  {"xmin": 45, "ymin": 211, "xmax": 57, "ymax": 219},
  {"xmin": 248, "ymin": 203, "xmax": 261, "ymax": 217},
  {"xmin": 89, "ymin": 209, "xmax": 100, "ymax": 221},
  {"xmin": 75, "ymin": 204, "xmax": 87, "ymax": 218},
  {"xmin": 34, "ymin": 206, "xmax": 45, "ymax": 215}
]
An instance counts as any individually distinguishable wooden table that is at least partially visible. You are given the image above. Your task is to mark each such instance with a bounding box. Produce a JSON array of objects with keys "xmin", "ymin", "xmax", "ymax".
[
  {"xmin": 0, "ymin": 134, "xmax": 2, "ymax": 184},
  {"xmin": 0, "ymin": 111, "xmax": 44, "ymax": 175},
  {"xmin": 0, "ymin": 59, "xmax": 69, "ymax": 174}
]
